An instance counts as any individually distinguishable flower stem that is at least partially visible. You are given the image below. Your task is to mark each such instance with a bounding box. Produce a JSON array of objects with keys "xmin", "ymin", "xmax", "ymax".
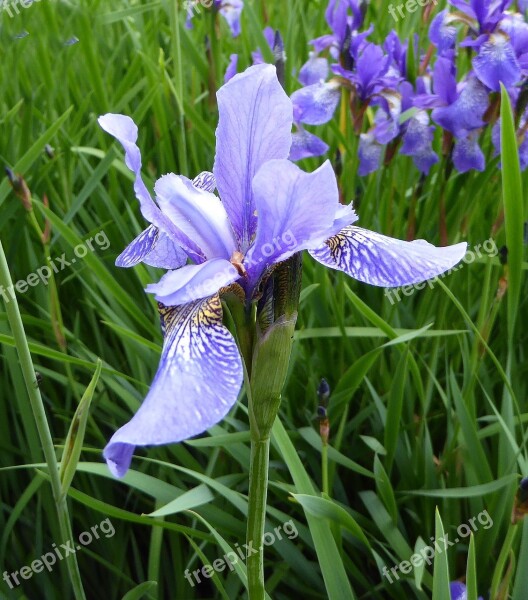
[
  {"xmin": 246, "ymin": 435, "xmax": 270, "ymax": 600},
  {"xmin": 0, "ymin": 238, "xmax": 86, "ymax": 599}
]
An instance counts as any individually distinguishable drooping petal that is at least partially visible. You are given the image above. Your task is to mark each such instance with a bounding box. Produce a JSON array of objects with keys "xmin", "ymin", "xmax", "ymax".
[
  {"xmin": 155, "ymin": 173, "xmax": 237, "ymax": 261},
  {"xmin": 214, "ymin": 64, "xmax": 293, "ymax": 252},
  {"xmin": 452, "ymin": 135, "xmax": 486, "ymax": 172},
  {"xmin": 218, "ymin": 0, "xmax": 243, "ymax": 37},
  {"xmin": 103, "ymin": 296, "xmax": 243, "ymax": 477},
  {"xmin": 245, "ymin": 160, "xmax": 354, "ymax": 282},
  {"xmin": 298, "ymin": 52, "xmax": 329, "ymax": 86},
  {"xmin": 358, "ymin": 133, "xmax": 383, "ymax": 176},
  {"xmin": 192, "ymin": 170, "xmax": 216, "ymax": 193},
  {"xmin": 98, "ymin": 114, "xmax": 186, "ymax": 242},
  {"xmin": 116, "ymin": 225, "xmax": 187, "ymax": 269},
  {"xmin": 309, "ymin": 226, "xmax": 467, "ymax": 287},
  {"xmin": 401, "ymin": 113, "xmax": 439, "ymax": 174},
  {"xmin": 500, "ymin": 13, "xmax": 528, "ymax": 57},
  {"xmin": 449, "ymin": 582, "xmax": 468, "ymax": 600},
  {"xmin": 291, "ymin": 81, "xmax": 341, "ymax": 126},
  {"xmin": 146, "ymin": 258, "xmax": 239, "ymax": 306},
  {"xmin": 432, "ymin": 77, "xmax": 489, "ymax": 136},
  {"xmin": 473, "ymin": 32, "xmax": 521, "ymax": 92},
  {"xmin": 289, "ymin": 127, "xmax": 329, "ymax": 161}
]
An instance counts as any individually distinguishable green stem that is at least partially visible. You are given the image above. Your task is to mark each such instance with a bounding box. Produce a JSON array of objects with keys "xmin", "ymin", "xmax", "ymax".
[
  {"xmin": 490, "ymin": 522, "xmax": 518, "ymax": 599},
  {"xmin": 0, "ymin": 238, "xmax": 86, "ymax": 599},
  {"xmin": 246, "ymin": 436, "xmax": 270, "ymax": 600},
  {"xmin": 321, "ymin": 443, "xmax": 329, "ymax": 497}
]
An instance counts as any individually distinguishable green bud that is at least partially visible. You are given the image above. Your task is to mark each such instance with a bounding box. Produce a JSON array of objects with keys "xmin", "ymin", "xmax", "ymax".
[{"xmin": 249, "ymin": 314, "xmax": 297, "ymax": 440}]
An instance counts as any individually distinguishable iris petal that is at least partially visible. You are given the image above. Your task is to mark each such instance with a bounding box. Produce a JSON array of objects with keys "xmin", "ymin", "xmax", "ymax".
[
  {"xmin": 452, "ymin": 136, "xmax": 485, "ymax": 172},
  {"xmin": 214, "ymin": 64, "xmax": 293, "ymax": 253},
  {"xmin": 98, "ymin": 115, "xmax": 176, "ymax": 235},
  {"xmin": 246, "ymin": 160, "xmax": 354, "ymax": 283},
  {"xmin": 292, "ymin": 81, "xmax": 341, "ymax": 126},
  {"xmin": 473, "ymin": 33, "xmax": 521, "ymax": 92},
  {"xmin": 103, "ymin": 295, "xmax": 243, "ymax": 477},
  {"xmin": 289, "ymin": 128, "xmax": 329, "ymax": 161},
  {"xmin": 309, "ymin": 226, "xmax": 467, "ymax": 287},
  {"xmin": 115, "ymin": 225, "xmax": 187, "ymax": 269},
  {"xmin": 298, "ymin": 53, "xmax": 329, "ymax": 86},
  {"xmin": 146, "ymin": 258, "xmax": 239, "ymax": 306},
  {"xmin": 155, "ymin": 173, "xmax": 237, "ymax": 261},
  {"xmin": 218, "ymin": 0, "xmax": 243, "ymax": 37}
]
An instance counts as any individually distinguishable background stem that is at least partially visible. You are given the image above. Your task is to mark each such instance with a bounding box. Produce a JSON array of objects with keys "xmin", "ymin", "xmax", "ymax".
[{"xmin": 0, "ymin": 238, "xmax": 86, "ymax": 600}]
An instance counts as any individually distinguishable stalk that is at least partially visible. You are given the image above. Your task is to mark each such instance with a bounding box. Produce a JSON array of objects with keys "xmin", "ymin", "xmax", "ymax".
[
  {"xmin": 0, "ymin": 238, "xmax": 86, "ymax": 599},
  {"xmin": 246, "ymin": 436, "xmax": 271, "ymax": 600}
]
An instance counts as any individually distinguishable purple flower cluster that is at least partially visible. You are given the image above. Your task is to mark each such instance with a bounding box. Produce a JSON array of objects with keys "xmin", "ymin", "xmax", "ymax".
[{"xmin": 291, "ymin": 0, "xmax": 528, "ymax": 174}]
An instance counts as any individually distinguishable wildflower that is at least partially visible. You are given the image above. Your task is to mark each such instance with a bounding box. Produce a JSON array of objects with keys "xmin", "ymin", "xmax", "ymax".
[
  {"xmin": 186, "ymin": 0, "xmax": 243, "ymax": 38},
  {"xmin": 99, "ymin": 64, "xmax": 467, "ymax": 477},
  {"xmin": 449, "ymin": 581, "xmax": 483, "ymax": 600},
  {"xmin": 414, "ymin": 57, "xmax": 490, "ymax": 172}
]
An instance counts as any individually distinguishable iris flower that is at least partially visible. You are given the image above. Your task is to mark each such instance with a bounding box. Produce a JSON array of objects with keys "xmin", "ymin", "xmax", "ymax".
[
  {"xmin": 185, "ymin": 0, "xmax": 243, "ymax": 38},
  {"xmin": 414, "ymin": 58, "xmax": 490, "ymax": 172},
  {"xmin": 450, "ymin": 581, "xmax": 484, "ymax": 600},
  {"xmin": 99, "ymin": 64, "xmax": 467, "ymax": 477}
]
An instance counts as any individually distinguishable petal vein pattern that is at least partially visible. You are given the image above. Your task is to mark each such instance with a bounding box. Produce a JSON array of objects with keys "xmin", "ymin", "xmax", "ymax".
[
  {"xmin": 103, "ymin": 295, "xmax": 243, "ymax": 477},
  {"xmin": 309, "ymin": 226, "xmax": 468, "ymax": 287}
]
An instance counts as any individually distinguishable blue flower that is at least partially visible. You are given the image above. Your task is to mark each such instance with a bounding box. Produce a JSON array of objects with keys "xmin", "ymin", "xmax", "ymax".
[
  {"xmin": 450, "ymin": 580, "xmax": 484, "ymax": 600},
  {"xmin": 186, "ymin": 0, "xmax": 243, "ymax": 38},
  {"xmin": 99, "ymin": 65, "xmax": 467, "ymax": 477},
  {"xmin": 414, "ymin": 57, "xmax": 490, "ymax": 172}
]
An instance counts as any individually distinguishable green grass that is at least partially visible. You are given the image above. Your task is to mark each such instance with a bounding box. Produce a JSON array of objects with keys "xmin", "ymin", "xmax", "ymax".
[{"xmin": 1, "ymin": 0, "xmax": 527, "ymax": 598}]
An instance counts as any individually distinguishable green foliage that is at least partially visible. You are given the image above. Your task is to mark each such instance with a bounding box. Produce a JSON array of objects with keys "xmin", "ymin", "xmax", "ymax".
[{"xmin": 0, "ymin": 0, "xmax": 527, "ymax": 598}]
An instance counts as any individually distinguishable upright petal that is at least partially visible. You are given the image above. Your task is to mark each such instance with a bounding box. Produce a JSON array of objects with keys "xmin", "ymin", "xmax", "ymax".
[
  {"xmin": 155, "ymin": 173, "xmax": 237, "ymax": 261},
  {"xmin": 146, "ymin": 258, "xmax": 239, "ymax": 306},
  {"xmin": 98, "ymin": 114, "xmax": 191, "ymax": 251},
  {"xmin": 103, "ymin": 296, "xmax": 243, "ymax": 477},
  {"xmin": 115, "ymin": 225, "xmax": 187, "ymax": 269},
  {"xmin": 245, "ymin": 160, "xmax": 354, "ymax": 283},
  {"xmin": 214, "ymin": 64, "xmax": 293, "ymax": 252},
  {"xmin": 309, "ymin": 226, "xmax": 467, "ymax": 287}
]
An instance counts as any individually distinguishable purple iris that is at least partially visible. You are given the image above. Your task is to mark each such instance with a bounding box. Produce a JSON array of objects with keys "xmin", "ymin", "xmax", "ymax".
[
  {"xmin": 433, "ymin": 0, "xmax": 526, "ymax": 92},
  {"xmin": 99, "ymin": 64, "xmax": 467, "ymax": 477},
  {"xmin": 359, "ymin": 82, "xmax": 439, "ymax": 176},
  {"xmin": 311, "ymin": 0, "xmax": 365, "ymax": 56},
  {"xmin": 414, "ymin": 58, "xmax": 490, "ymax": 172},
  {"xmin": 185, "ymin": 0, "xmax": 243, "ymax": 38},
  {"xmin": 450, "ymin": 581, "xmax": 484, "ymax": 600}
]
